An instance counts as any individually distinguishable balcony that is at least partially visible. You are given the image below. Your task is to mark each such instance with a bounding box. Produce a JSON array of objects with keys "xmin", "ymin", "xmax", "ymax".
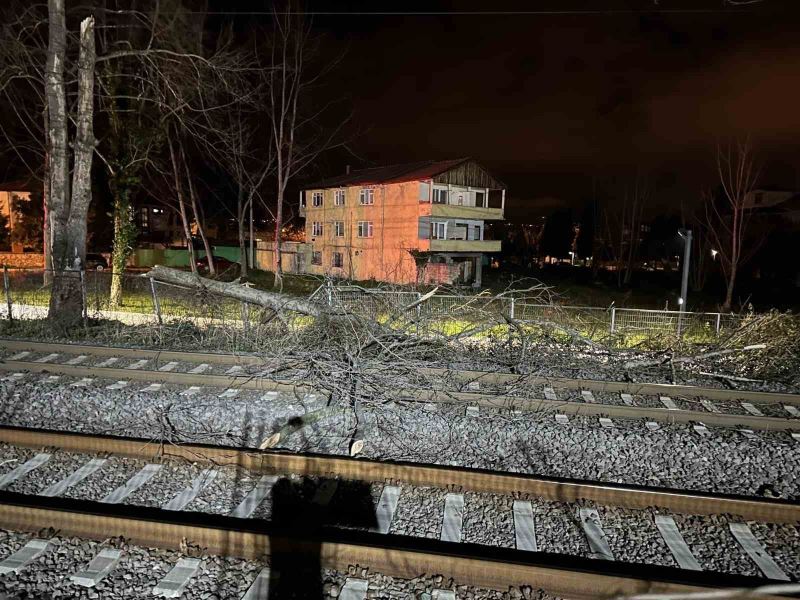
[
  {"xmin": 428, "ymin": 203, "xmax": 504, "ymax": 221},
  {"xmin": 429, "ymin": 239, "xmax": 502, "ymax": 253}
]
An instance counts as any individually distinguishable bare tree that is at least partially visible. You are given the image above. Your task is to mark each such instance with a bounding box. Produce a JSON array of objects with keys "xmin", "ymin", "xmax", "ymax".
[
  {"xmin": 705, "ymin": 139, "xmax": 760, "ymax": 311},
  {"xmin": 601, "ymin": 174, "xmax": 649, "ymax": 287}
]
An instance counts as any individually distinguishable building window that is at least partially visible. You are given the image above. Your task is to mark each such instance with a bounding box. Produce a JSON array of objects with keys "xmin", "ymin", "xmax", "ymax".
[
  {"xmin": 432, "ymin": 188, "xmax": 448, "ymax": 204},
  {"xmin": 332, "ymin": 252, "xmax": 344, "ymax": 268},
  {"xmin": 334, "ymin": 221, "xmax": 345, "ymax": 237},
  {"xmin": 457, "ymin": 194, "xmax": 464, "ymax": 206},
  {"xmin": 475, "ymin": 191, "xmax": 485, "ymax": 207},
  {"xmin": 359, "ymin": 188, "xmax": 374, "ymax": 205},
  {"xmin": 431, "ymin": 221, "xmax": 447, "ymax": 240},
  {"xmin": 357, "ymin": 221, "xmax": 373, "ymax": 238},
  {"xmin": 140, "ymin": 207, "xmax": 150, "ymax": 232},
  {"xmin": 311, "ymin": 221, "xmax": 323, "ymax": 236},
  {"xmin": 311, "ymin": 251, "xmax": 322, "ymax": 265},
  {"xmin": 312, "ymin": 191, "xmax": 323, "ymax": 207},
  {"xmin": 334, "ymin": 189, "xmax": 346, "ymax": 206}
]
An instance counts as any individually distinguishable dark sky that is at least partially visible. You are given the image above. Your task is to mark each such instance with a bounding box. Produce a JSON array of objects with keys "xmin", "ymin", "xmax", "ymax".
[{"xmin": 239, "ymin": 1, "xmax": 800, "ymax": 216}]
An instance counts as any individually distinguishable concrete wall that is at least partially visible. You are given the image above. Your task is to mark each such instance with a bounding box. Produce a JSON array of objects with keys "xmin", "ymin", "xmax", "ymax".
[{"xmin": 131, "ymin": 246, "xmax": 241, "ymax": 268}]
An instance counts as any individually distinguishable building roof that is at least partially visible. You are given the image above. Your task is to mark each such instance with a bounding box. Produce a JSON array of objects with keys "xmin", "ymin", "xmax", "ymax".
[{"xmin": 305, "ymin": 158, "xmax": 504, "ymax": 189}]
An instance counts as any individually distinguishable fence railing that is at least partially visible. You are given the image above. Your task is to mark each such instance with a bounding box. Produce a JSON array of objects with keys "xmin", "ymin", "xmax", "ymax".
[{"xmin": 1, "ymin": 268, "xmax": 742, "ymax": 345}]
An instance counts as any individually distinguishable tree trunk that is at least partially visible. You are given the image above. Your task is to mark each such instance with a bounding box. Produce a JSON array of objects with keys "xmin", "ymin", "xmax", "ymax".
[
  {"xmin": 108, "ymin": 183, "xmax": 135, "ymax": 307},
  {"xmin": 723, "ymin": 269, "xmax": 736, "ymax": 312},
  {"xmin": 237, "ymin": 185, "xmax": 248, "ymax": 276},
  {"xmin": 145, "ymin": 265, "xmax": 322, "ymax": 317},
  {"xmin": 167, "ymin": 134, "xmax": 196, "ymax": 273},
  {"xmin": 47, "ymin": 11, "xmax": 96, "ymax": 325},
  {"xmin": 42, "ymin": 107, "xmax": 53, "ymax": 285},
  {"xmin": 273, "ymin": 184, "xmax": 284, "ymax": 289},
  {"xmin": 180, "ymin": 142, "xmax": 215, "ymax": 275}
]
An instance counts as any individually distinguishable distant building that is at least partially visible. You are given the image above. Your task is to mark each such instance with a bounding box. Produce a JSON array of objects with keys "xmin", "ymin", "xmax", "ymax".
[
  {"xmin": 300, "ymin": 158, "xmax": 506, "ymax": 286},
  {"xmin": 0, "ymin": 182, "xmax": 33, "ymax": 253}
]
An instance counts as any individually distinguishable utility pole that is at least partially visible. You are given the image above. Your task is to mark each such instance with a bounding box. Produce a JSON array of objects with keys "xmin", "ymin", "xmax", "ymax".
[{"xmin": 677, "ymin": 228, "xmax": 692, "ymax": 338}]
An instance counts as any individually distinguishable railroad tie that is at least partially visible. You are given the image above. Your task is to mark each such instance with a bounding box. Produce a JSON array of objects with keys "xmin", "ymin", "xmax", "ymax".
[
  {"xmin": 693, "ymin": 424, "xmax": 711, "ymax": 436},
  {"xmin": 34, "ymin": 353, "xmax": 60, "ymax": 363},
  {"xmin": 654, "ymin": 515, "xmax": 701, "ymax": 571},
  {"xmin": 140, "ymin": 383, "xmax": 163, "ymax": 393},
  {"xmin": 180, "ymin": 386, "xmax": 202, "ymax": 396},
  {"xmin": 188, "ymin": 363, "xmax": 211, "ymax": 374},
  {"xmin": 311, "ymin": 479, "xmax": 339, "ymax": 506},
  {"xmin": 105, "ymin": 380, "xmax": 128, "ymax": 390},
  {"xmin": 241, "ymin": 567, "xmax": 278, "ymax": 600},
  {"xmin": 371, "ymin": 485, "xmax": 400, "ymax": 534},
  {"xmin": 784, "ymin": 405, "xmax": 800, "ymax": 418},
  {"xmin": 645, "ymin": 421, "xmax": 660, "ymax": 431},
  {"xmin": 69, "ymin": 548, "xmax": 122, "ymax": 587},
  {"xmin": 729, "ymin": 523, "xmax": 789, "ymax": 581},
  {"xmin": 700, "ymin": 399, "xmax": 720, "ymax": 413},
  {"xmin": 441, "ymin": 493, "xmax": 465, "ymax": 543},
  {"xmin": 620, "ymin": 393, "xmax": 635, "ymax": 406},
  {"xmin": 581, "ymin": 390, "xmax": 595, "ymax": 403},
  {"xmin": 659, "ymin": 396, "xmax": 679, "ymax": 410},
  {"xmin": 432, "ymin": 591, "xmax": 456, "ymax": 600},
  {"xmin": 741, "ymin": 402, "xmax": 764, "ymax": 417},
  {"xmin": 7, "ymin": 351, "xmax": 31, "ymax": 360},
  {"xmin": 578, "ymin": 508, "xmax": 615, "ymax": 561},
  {"xmin": 543, "ymin": 386, "xmax": 557, "ymax": 401},
  {"xmin": 555, "ymin": 414, "xmax": 569, "ymax": 425},
  {"xmin": 512, "ymin": 500, "xmax": 537, "ymax": 552},
  {"xmin": 162, "ymin": 469, "xmax": 218, "ymax": 512},
  {"xmin": 0, "ymin": 453, "xmax": 51, "ymax": 490},
  {"xmin": 0, "ymin": 538, "xmax": 52, "ymax": 575},
  {"xmin": 152, "ymin": 557, "xmax": 201, "ymax": 598},
  {"xmin": 598, "ymin": 417, "xmax": 614, "ymax": 429},
  {"xmin": 225, "ymin": 365, "xmax": 244, "ymax": 375},
  {"xmin": 219, "ymin": 389, "xmax": 240, "ymax": 399},
  {"xmin": 44, "ymin": 375, "xmax": 61, "ymax": 383},
  {"xmin": 738, "ymin": 429, "xmax": 759, "ymax": 441},
  {"xmin": 158, "ymin": 361, "xmax": 179, "ymax": 372},
  {"xmin": 101, "ymin": 464, "xmax": 162, "ymax": 504},
  {"xmin": 125, "ymin": 359, "xmax": 150, "ymax": 370},
  {"xmin": 65, "ymin": 355, "xmax": 88, "ymax": 365},
  {"xmin": 70, "ymin": 377, "xmax": 95, "ymax": 387},
  {"xmin": 40, "ymin": 458, "xmax": 107, "ymax": 497},
  {"xmin": 466, "ymin": 406, "xmax": 479, "ymax": 418},
  {"xmin": 339, "ymin": 578, "xmax": 368, "ymax": 600},
  {"xmin": 96, "ymin": 357, "xmax": 119, "ymax": 368},
  {"xmin": 230, "ymin": 475, "xmax": 279, "ymax": 519}
]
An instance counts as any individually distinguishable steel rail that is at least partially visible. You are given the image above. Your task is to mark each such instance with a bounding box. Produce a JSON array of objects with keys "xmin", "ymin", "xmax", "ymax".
[
  {"xmin": 0, "ymin": 359, "xmax": 797, "ymax": 432},
  {"xmin": 1, "ymin": 491, "xmax": 790, "ymax": 600},
  {"xmin": 1, "ymin": 338, "xmax": 797, "ymax": 405},
  {"xmin": 0, "ymin": 425, "xmax": 798, "ymax": 524}
]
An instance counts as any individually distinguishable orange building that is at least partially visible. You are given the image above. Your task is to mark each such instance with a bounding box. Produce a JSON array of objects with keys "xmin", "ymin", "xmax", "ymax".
[{"xmin": 300, "ymin": 158, "xmax": 506, "ymax": 286}]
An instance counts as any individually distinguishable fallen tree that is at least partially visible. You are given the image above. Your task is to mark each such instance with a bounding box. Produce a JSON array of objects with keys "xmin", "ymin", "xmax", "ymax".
[{"xmin": 144, "ymin": 265, "xmax": 324, "ymax": 317}]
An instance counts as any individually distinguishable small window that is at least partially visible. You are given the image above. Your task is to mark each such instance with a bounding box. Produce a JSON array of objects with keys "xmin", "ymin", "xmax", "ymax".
[
  {"xmin": 332, "ymin": 252, "xmax": 344, "ymax": 268},
  {"xmin": 334, "ymin": 189, "xmax": 346, "ymax": 206},
  {"xmin": 432, "ymin": 188, "xmax": 448, "ymax": 204},
  {"xmin": 312, "ymin": 192, "xmax": 323, "ymax": 207},
  {"xmin": 457, "ymin": 194, "xmax": 464, "ymax": 206},
  {"xmin": 311, "ymin": 251, "xmax": 322, "ymax": 265},
  {"xmin": 359, "ymin": 188, "xmax": 374, "ymax": 205},
  {"xmin": 431, "ymin": 221, "xmax": 447, "ymax": 240},
  {"xmin": 334, "ymin": 221, "xmax": 345, "ymax": 237},
  {"xmin": 311, "ymin": 221, "xmax": 323, "ymax": 236},
  {"xmin": 357, "ymin": 221, "xmax": 373, "ymax": 238},
  {"xmin": 475, "ymin": 191, "xmax": 485, "ymax": 208}
]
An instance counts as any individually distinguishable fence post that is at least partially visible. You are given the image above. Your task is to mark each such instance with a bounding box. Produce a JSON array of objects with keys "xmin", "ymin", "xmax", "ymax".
[
  {"xmin": 715, "ymin": 312, "xmax": 721, "ymax": 337},
  {"xmin": 326, "ymin": 281, "xmax": 333, "ymax": 307},
  {"xmin": 609, "ymin": 307, "xmax": 616, "ymax": 333},
  {"xmin": 3, "ymin": 265, "xmax": 12, "ymax": 322},
  {"xmin": 149, "ymin": 277, "xmax": 163, "ymax": 326},
  {"xmin": 79, "ymin": 269, "xmax": 88, "ymax": 326},
  {"xmin": 241, "ymin": 301, "xmax": 250, "ymax": 333},
  {"xmin": 509, "ymin": 296, "xmax": 515, "ymax": 320}
]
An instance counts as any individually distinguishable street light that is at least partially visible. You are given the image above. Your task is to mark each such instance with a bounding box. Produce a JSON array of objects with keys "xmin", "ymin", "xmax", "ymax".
[
  {"xmin": 711, "ymin": 248, "xmax": 718, "ymax": 260},
  {"xmin": 677, "ymin": 229, "xmax": 692, "ymax": 337}
]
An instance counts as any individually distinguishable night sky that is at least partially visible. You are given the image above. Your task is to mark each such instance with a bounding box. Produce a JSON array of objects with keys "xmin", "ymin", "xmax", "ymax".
[{"xmin": 229, "ymin": 1, "xmax": 800, "ymax": 217}]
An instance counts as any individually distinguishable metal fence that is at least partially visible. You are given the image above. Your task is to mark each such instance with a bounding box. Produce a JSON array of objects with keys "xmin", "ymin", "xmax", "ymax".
[
  {"xmin": 309, "ymin": 283, "xmax": 743, "ymax": 343},
  {"xmin": 1, "ymin": 268, "xmax": 742, "ymax": 345}
]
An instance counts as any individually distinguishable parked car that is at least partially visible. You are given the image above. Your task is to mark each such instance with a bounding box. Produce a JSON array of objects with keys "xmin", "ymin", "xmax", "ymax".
[
  {"xmin": 196, "ymin": 256, "xmax": 238, "ymax": 274},
  {"xmin": 85, "ymin": 253, "xmax": 108, "ymax": 271}
]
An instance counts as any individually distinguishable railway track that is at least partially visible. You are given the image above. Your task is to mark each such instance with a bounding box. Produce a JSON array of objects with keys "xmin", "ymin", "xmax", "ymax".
[
  {"xmin": 0, "ymin": 425, "xmax": 797, "ymax": 598},
  {"xmin": 1, "ymin": 339, "xmax": 799, "ymax": 432}
]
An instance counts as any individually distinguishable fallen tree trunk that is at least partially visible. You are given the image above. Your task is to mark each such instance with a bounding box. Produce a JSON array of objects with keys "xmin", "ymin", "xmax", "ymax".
[{"xmin": 144, "ymin": 265, "xmax": 324, "ymax": 317}]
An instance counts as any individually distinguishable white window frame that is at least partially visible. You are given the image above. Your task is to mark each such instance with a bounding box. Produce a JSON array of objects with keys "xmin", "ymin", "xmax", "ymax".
[
  {"xmin": 334, "ymin": 221, "xmax": 345, "ymax": 237},
  {"xmin": 331, "ymin": 251, "xmax": 344, "ymax": 268},
  {"xmin": 432, "ymin": 188, "xmax": 448, "ymax": 204},
  {"xmin": 311, "ymin": 221, "xmax": 323, "ymax": 236},
  {"xmin": 431, "ymin": 221, "xmax": 447, "ymax": 240},
  {"xmin": 311, "ymin": 191, "xmax": 323, "ymax": 207},
  {"xmin": 334, "ymin": 189, "xmax": 346, "ymax": 206},
  {"xmin": 357, "ymin": 221, "xmax": 374, "ymax": 238},
  {"xmin": 359, "ymin": 188, "xmax": 375, "ymax": 205}
]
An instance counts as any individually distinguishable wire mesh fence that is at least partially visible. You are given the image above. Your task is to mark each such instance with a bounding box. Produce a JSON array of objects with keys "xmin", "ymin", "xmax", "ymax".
[{"xmin": 1, "ymin": 268, "xmax": 742, "ymax": 346}]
